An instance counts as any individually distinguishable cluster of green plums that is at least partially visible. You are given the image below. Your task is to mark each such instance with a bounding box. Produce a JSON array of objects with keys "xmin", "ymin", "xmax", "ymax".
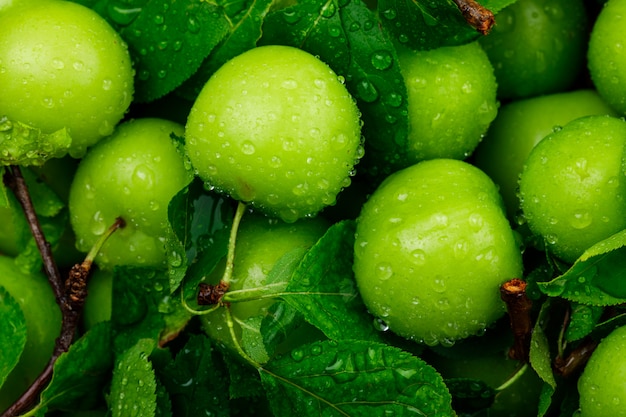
[{"xmin": 3, "ymin": 0, "xmax": 626, "ymax": 415}]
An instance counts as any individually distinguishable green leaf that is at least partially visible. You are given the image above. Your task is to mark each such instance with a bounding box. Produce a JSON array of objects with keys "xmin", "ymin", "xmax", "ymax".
[
  {"xmin": 538, "ymin": 229, "xmax": 626, "ymax": 306},
  {"xmin": 111, "ymin": 266, "xmax": 189, "ymax": 353},
  {"xmin": 178, "ymin": 0, "xmax": 274, "ymax": 100},
  {"xmin": 155, "ymin": 335, "xmax": 230, "ymax": 417},
  {"xmin": 566, "ymin": 303, "xmax": 604, "ymax": 342},
  {"xmin": 444, "ymin": 377, "xmax": 496, "ymax": 414},
  {"xmin": 34, "ymin": 322, "xmax": 114, "ymax": 413},
  {"xmin": 529, "ymin": 301, "xmax": 556, "ymax": 417},
  {"xmin": 222, "ymin": 349, "xmax": 266, "ymax": 400},
  {"xmin": 0, "ymin": 117, "xmax": 72, "ymax": 166},
  {"xmin": 261, "ymin": 0, "xmax": 410, "ymax": 177},
  {"xmin": 167, "ymin": 178, "xmax": 233, "ymax": 291},
  {"xmin": 377, "ymin": 0, "xmax": 517, "ymax": 51},
  {"xmin": 281, "ymin": 220, "xmax": 383, "ymax": 342},
  {"xmin": 261, "ymin": 339, "xmax": 454, "ymax": 416},
  {"xmin": 119, "ymin": 0, "xmax": 231, "ymax": 102},
  {"xmin": 0, "ymin": 285, "xmax": 27, "ymax": 388},
  {"xmin": 110, "ymin": 338, "xmax": 159, "ymax": 417}
]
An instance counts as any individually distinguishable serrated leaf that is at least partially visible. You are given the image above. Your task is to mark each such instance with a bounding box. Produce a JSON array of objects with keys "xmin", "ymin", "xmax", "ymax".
[
  {"xmin": 178, "ymin": 0, "xmax": 274, "ymax": 99},
  {"xmin": 566, "ymin": 303, "xmax": 604, "ymax": 342},
  {"xmin": 261, "ymin": 339, "xmax": 454, "ymax": 416},
  {"xmin": 529, "ymin": 301, "xmax": 556, "ymax": 417},
  {"xmin": 222, "ymin": 349, "xmax": 266, "ymax": 400},
  {"xmin": 377, "ymin": 0, "xmax": 517, "ymax": 51},
  {"xmin": 155, "ymin": 335, "xmax": 230, "ymax": 417},
  {"xmin": 261, "ymin": 0, "xmax": 410, "ymax": 177},
  {"xmin": 34, "ymin": 322, "xmax": 114, "ymax": 414},
  {"xmin": 0, "ymin": 118, "xmax": 72, "ymax": 166},
  {"xmin": 110, "ymin": 338, "xmax": 159, "ymax": 417},
  {"xmin": 281, "ymin": 220, "xmax": 383, "ymax": 342},
  {"xmin": 0, "ymin": 285, "xmax": 27, "ymax": 388},
  {"xmin": 538, "ymin": 229, "xmax": 626, "ymax": 306},
  {"xmin": 119, "ymin": 0, "xmax": 230, "ymax": 102}
]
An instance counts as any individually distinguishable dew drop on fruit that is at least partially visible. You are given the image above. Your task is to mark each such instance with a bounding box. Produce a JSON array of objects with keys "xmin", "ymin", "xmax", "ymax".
[
  {"xmin": 241, "ymin": 141, "xmax": 256, "ymax": 155},
  {"xmin": 570, "ymin": 211, "xmax": 592, "ymax": 229},
  {"xmin": 90, "ymin": 211, "xmax": 106, "ymax": 236},
  {"xmin": 373, "ymin": 317, "xmax": 390, "ymax": 332},
  {"xmin": 410, "ymin": 249, "xmax": 426, "ymax": 265},
  {"xmin": 468, "ymin": 212, "xmax": 484, "ymax": 231},
  {"xmin": 132, "ymin": 164, "xmax": 155, "ymax": 189},
  {"xmin": 375, "ymin": 262, "xmax": 393, "ymax": 281},
  {"xmin": 431, "ymin": 278, "xmax": 446, "ymax": 293}
]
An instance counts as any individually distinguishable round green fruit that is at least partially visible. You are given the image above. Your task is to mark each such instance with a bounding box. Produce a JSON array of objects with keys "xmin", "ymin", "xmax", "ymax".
[
  {"xmin": 82, "ymin": 268, "xmax": 113, "ymax": 331},
  {"xmin": 474, "ymin": 89, "xmax": 617, "ymax": 220},
  {"xmin": 578, "ymin": 325, "xmax": 626, "ymax": 417},
  {"xmin": 518, "ymin": 115, "xmax": 626, "ymax": 264},
  {"xmin": 397, "ymin": 41, "xmax": 498, "ymax": 163},
  {"xmin": 479, "ymin": 0, "xmax": 587, "ymax": 100},
  {"xmin": 69, "ymin": 118, "xmax": 193, "ymax": 269},
  {"xmin": 353, "ymin": 159, "xmax": 523, "ymax": 345},
  {"xmin": 185, "ymin": 45, "xmax": 363, "ymax": 223},
  {"xmin": 0, "ymin": 255, "xmax": 61, "ymax": 411},
  {"xmin": 0, "ymin": 0, "xmax": 134, "ymax": 157},
  {"xmin": 201, "ymin": 213, "xmax": 329, "ymax": 362},
  {"xmin": 588, "ymin": 0, "xmax": 626, "ymax": 115}
]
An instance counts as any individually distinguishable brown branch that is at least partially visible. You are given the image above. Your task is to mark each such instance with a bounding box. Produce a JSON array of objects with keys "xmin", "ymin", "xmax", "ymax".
[
  {"xmin": 554, "ymin": 338, "xmax": 598, "ymax": 378},
  {"xmin": 500, "ymin": 278, "xmax": 533, "ymax": 362},
  {"xmin": 453, "ymin": 0, "xmax": 495, "ymax": 35},
  {"xmin": 1, "ymin": 167, "xmax": 124, "ymax": 417}
]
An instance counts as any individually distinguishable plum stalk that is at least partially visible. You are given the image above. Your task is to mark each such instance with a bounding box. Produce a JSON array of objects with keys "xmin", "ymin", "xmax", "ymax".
[{"xmin": 1, "ymin": 166, "xmax": 124, "ymax": 417}]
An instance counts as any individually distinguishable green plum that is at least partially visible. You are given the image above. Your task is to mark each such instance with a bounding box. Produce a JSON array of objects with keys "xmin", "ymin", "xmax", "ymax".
[
  {"xmin": 353, "ymin": 159, "xmax": 523, "ymax": 345},
  {"xmin": 578, "ymin": 325, "xmax": 626, "ymax": 416},
  {"xmin": 588, "ymin": 0, "xmax": 626, "ymax": 115},
  {"xmin": 0, "ymin": 255, "xmax": 61, "ymax": 411},
  {"xmin": 68, "ymin": 118, "xmax": 193, "ymax": 269},
  {"xmin": 201, "ymin": 213, "xmax": 329, "ymax": 362},
  {"xmin": 474, "ymin": 89, "xmax": 617, "ymax": 220},
  {"xmin": 0, "ymin": 0, "xmax": 134, "ymax": 157},
  {"xmin": 185, "ymin": 45, "xmax": 363, "ymax": 223},
  {"xmin": 518, "ymin": 115, "xmax": 626, "ymax": 264},
  {"xmin": 479, "ymin": 0, "xmax": 588, "ymax": 99},
  {"xmin": 397, "ymin": 41, "xmax": 498, "ymax": 163}
]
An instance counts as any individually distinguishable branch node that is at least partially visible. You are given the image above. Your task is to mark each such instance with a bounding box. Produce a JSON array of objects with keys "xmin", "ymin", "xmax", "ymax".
[{"xmin": 453, "ymin": 0, "xmax": 495, "ymax": 35}]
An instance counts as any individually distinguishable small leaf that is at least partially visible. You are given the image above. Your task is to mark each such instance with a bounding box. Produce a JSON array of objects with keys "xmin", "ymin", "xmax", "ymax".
[
  {"xmin": 167, "ymin": 179, "xmax": 233, "ymax": 291},
  {"xmin": 35, "ymin": 322, "xmax": 114, "ymax": 413},
  {"xmin": 110, "ymin": 338, "xmax": 159, "ymax": 417},
  {"xmin": 566, "ymin": 303, "xmax": 604, "ymax": 342},
  {"xmin": 529, "ymin": 301, "xmax": 556, "ymax": 417},
  {"xmin": 155, "ymin": 335, "xmax": 230, "ymax": 417},
  {"xmin": 120, "ymin": 0, "xmax": 231, "ymax": 102},
  {"xmin": 261, "ymin": 339, "xmax": 454, "ymax": 416},
  {"xmin": 178, "ymin": 0, "xmax": 274, "ymax": 99},
  {"xmin": 0, "ymin": 117, "xmax": 72, "ymax": 166},
  {"xmin": 281, "ymin": 220, "xmax": 383, "ymax": 342},
  {"xmin": 0, "ymin": 285, "xmax": 27, "ymax": 388},
  {"xmin": 538, "ymin": 229, "xmax": 626, "ymax": 306}
]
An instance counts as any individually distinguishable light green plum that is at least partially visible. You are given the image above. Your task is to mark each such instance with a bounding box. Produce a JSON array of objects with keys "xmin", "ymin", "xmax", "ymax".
[
  {"xmin": 185, "ymin": 45, "xmax": 363, "ymax": 223},
  {"xmin": 518, "ymin": 115, "xmax": 626, "ymax": 264},
  {"xmin": 68, "ymin": 118, "xmax": 193, "ymax": 269},
  {"xmin": 588, "ymin": 0, "xmax": 626, "ymax": 115},
  {"xmin": 397, "ymin": 41, "xmax": 498, "ymax": 163},
  {"xmin": 0, "ymin": 0, "xmax": 134, "ymax": 157},
  {"xmin": 474, "ymin": 89, "xmax": 617, "ymax": 220},
  {"xmin": 353, "ymin": 159, "xmax": 523, "ymax": 345}
]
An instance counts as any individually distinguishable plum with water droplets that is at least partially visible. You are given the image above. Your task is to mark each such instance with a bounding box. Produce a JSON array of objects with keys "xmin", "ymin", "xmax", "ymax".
[
  {"xmin": 185, "ymin": 45, "xmax": 363, "ymax": 223},
  {"xmin": 353, "ymin": 159, "xmax": 522, "ymax": 345}
]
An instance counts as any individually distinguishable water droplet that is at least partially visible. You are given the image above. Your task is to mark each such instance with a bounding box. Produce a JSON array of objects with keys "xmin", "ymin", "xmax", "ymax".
[
  {"xmin": 373, "ymin": 317, "xmax": 390, "ymax": 332},
  {"xmin": 321, "ymin": 2, "xmax": 336, "ymax": 17},
  {"xmin": 282, "ymin": 9, "xmax": 301, "ymax": 24},
  {"xmin": 370, "ymin": 51, "xmax": 393, "ymax": 70},
  {"xmin": 356, "ymin": 78, "xmax": 378, "ymax": 102},
  {"xmin": 132, "ymin": 164, "xmax": 155, "ymax": 189},
  {"xmin": 382, "ymin": 8, "xmax": 396, "ymax": 19},
  {"xmin": 154, "ymin": 14, "xmax": 164, "ymax": 24},
  {"xmin": 411, "ymin": 249, "xmax": 426, "ymax": 265},
  {"xmin": 375, "ymin": 262, "xmax": 393, "ymax": 281},
  {"xmin": 241, "ymin": 141, "xmax": 256, "ymax": 155},
  {"xmin": 431, "ymin": 278, "xmax": 446, "ymax": 293},
  {"xmin": 187, "ymin": 17, "xmax": 201, "ymax": 33},
  {"xmin": 570, "ymin": 211, "xmax": 592, "ymax": 229},
  {"xmin": 291, "ymin": 348, "xmax": 304, "ymax": 361},
  {"xmin": 90, "ymin": 211, "xmax": 106, "ymax": 236},
  {"xmin": 169, "ymin": 251, "xmax": 183, "ymax": 267}
]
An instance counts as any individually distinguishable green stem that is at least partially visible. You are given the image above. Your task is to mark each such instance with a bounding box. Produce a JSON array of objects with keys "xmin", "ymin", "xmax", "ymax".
[
  {"xmin": 224, "ymin": 306, "xmax": 261, "ymax": 370},
  {"xmin": 221, "ymin": 201, "xmax": 247, "ymax": 286},
  {"xmin": 83, "ymin": 217, "xmax": 125, "ymax": 268},
  {"xmin": 495, "ymin": 362, "xmax": 528, "ymax": 391}
]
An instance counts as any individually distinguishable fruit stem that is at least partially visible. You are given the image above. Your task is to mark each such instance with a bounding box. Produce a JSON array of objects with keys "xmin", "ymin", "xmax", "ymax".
[
  {"xmin": 495, "ymin": 362, "xmax": 529, "ymax": 391},
  {"xmin": 221, "ymin": 201, "xmax": 247, "ymax": 286},
  {"xmin": 83, "ymin": 216, "xmax": 126, "ymax": 268},
  {"xmin": 224, "ymin": 305, "xmax": 262, "ymax": 370},
  {"xmin": 500, "ymin": 278, "xmax": 533, "ymax": 362},
  {"xmin": 452, "ymin": 0, "xmax": 495, "ymax": 35}
]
